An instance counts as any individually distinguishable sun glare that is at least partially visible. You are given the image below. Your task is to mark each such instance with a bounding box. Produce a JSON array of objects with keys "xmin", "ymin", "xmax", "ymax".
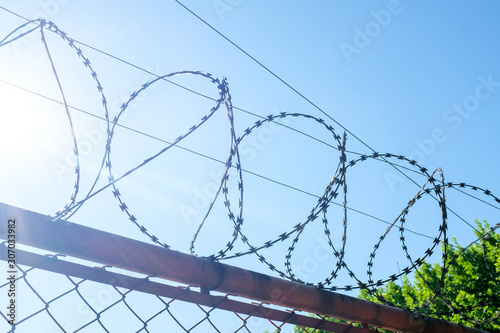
[{"xmin": 0, "ymin": 83, "xmax": 45, "ymax": 168}]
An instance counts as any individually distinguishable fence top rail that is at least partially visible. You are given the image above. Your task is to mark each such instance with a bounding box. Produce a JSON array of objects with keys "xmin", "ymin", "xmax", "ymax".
[{"xmin": 0, "ymin": 202, "xmax": 488, "ymax": 333}]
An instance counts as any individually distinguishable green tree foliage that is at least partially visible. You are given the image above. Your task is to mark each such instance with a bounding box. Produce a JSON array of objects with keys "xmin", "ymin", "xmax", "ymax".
[
  {"xmin": 295, "ymin": 220, "xmax": 500, "ymax": 332},
  {"xmin": 360, "ymin": 220, "xmax": 499, "ymax": 332}
]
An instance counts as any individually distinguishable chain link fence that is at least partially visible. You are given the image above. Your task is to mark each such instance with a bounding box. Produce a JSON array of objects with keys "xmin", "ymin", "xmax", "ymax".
[{"xmin": 0, "ymin": 243, "xmax": 373, "ymax": 333}]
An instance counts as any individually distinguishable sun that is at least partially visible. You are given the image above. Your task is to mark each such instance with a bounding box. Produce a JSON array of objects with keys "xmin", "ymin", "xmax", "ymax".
[{"xmin": 0, "ymin": 81, "xmax": 47, "ymax": 171}]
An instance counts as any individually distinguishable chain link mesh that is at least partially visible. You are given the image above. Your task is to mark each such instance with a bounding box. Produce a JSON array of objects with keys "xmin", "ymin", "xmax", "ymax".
[{"xmin": 0, "ymin": 244, "xmax": 375, "ymax": 333}]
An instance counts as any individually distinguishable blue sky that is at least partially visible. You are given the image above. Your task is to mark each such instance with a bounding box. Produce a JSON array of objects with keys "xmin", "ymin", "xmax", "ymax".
[{"xmin": 1, "ymin": 1, "xmax": 500, "ymax": 332}]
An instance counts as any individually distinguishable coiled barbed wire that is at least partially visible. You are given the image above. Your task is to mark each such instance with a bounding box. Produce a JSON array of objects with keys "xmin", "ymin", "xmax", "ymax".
[{"xmin": 1, "ymin": 20, "xmax": 498, "ymax": 327}]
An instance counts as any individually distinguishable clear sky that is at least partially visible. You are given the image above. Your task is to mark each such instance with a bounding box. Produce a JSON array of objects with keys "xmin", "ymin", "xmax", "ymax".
[{"xmin": 1, "ymin": 1, "xmax": 500, "ymax": 332}]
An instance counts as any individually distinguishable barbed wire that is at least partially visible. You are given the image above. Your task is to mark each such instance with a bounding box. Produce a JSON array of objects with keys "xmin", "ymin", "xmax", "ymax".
[
  {"xmin": 1, "ymin": 18, "xmax": 499, "ymax": 331},
  {"xmin": 0, "ymin": 8, "xmax": 459, "ymax": 241}
]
